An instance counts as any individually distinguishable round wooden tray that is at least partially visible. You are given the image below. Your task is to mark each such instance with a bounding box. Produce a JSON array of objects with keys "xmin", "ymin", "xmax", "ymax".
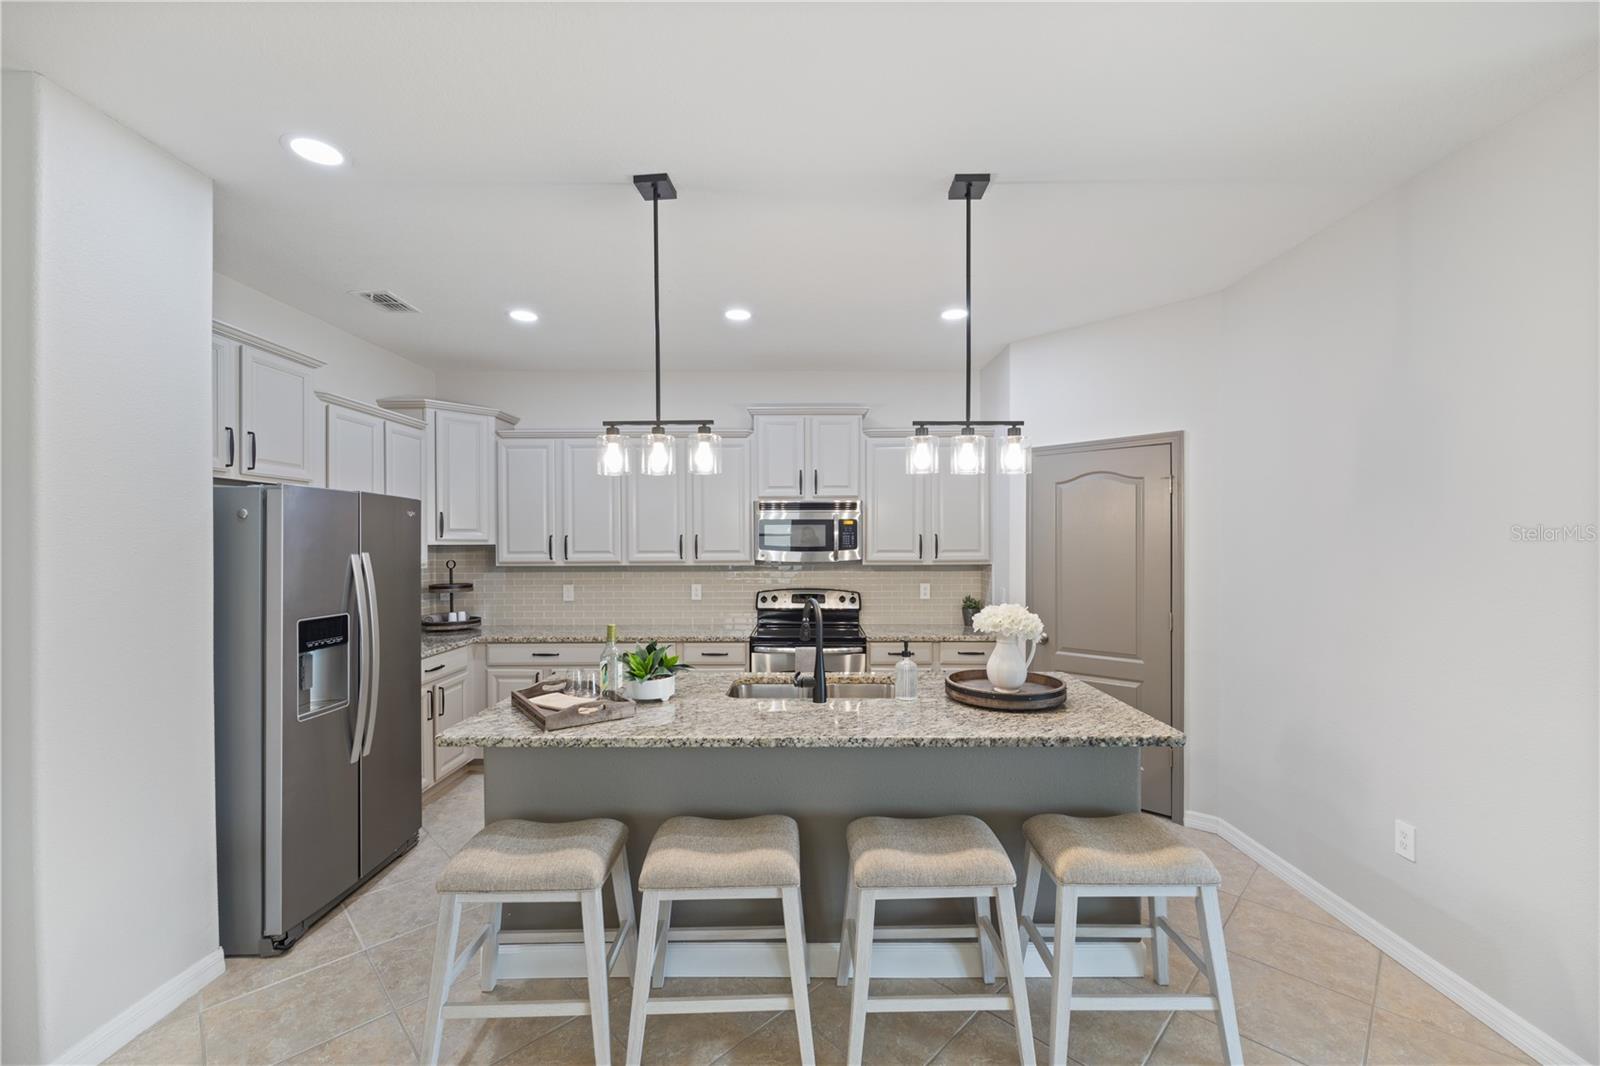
[
  {"xmin": 944, "ymin": 669, "xmax": 1068, "ymax": 712},
  {"xmin": 421, "ymin": 614, "xmax": 482, "ymax": 632}
]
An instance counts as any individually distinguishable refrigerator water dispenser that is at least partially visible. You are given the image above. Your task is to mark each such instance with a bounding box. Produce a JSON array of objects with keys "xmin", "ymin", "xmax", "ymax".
[{"xmin": 296, "ymin": 614, "xmax": 350, "ymax": 721}]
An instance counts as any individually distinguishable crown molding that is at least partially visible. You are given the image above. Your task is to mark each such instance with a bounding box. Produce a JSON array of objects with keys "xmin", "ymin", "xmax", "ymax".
[
  {"xmin": 747, "ymin": 404, "xmax": 869, "ymax": 418},
  {"xmin": 377, "ymin": 396, "xmax": 520, "ymax": 428},
  {"xmin": 316, "ymin": 391, "xmax": 427, "ymax": 430},
  {"xmin": 212, "ymin": 321, "xmax": 327, "ymax": 369}
]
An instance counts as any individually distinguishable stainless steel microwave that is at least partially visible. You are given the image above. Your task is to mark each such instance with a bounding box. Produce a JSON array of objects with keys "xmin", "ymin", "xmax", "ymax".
[{"xmin": 754, "ymin": 499, "xmax": 862, "ymax": 563}]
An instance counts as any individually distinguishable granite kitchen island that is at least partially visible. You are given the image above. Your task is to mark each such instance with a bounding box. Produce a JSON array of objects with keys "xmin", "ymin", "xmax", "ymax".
[{"xmin": 435, "ymin": 668, "xmax": 1182, "ymax": 980}]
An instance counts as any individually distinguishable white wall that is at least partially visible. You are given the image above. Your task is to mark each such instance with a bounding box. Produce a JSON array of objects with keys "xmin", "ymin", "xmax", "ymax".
[
  {"xmin": 1000, "ymin": 73, "xmax": 1598, "ymax": 1060},
  {"xmin": 2, "ymin": 73, "xmax": 221, "ymax": 1063}
]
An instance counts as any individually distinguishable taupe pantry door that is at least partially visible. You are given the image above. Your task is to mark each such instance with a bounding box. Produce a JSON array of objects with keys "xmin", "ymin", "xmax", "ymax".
[{"xmin": 1028, "ymin": 436, "xmax": 1180, "ymax": 817}]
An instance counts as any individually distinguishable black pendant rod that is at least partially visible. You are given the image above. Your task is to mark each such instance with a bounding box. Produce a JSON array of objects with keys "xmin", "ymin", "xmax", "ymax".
[
  {"xmin": 964, "ymin": 191, "xmax": 972, "ymax": 427},
  {"xmin": 652, "ymin": 184, "xmax": 661, "ymax": 426}
]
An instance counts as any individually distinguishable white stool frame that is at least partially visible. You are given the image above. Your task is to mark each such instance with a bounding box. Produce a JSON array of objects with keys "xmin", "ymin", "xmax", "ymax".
[
  {"xmin": 835, "ymin": 882, "xmax": 1036, "ymax": 1066},
  {"xmin": 625, "ymin": 884, "xmax": 814, "ymax": 1066},
  {"xmin": 421, "ymin": 852, "xmax": 637, "ymax": 1066},
  {"xmin": 1019, "ymin": 844, "xmax": 1243, "ymax": 1066}
]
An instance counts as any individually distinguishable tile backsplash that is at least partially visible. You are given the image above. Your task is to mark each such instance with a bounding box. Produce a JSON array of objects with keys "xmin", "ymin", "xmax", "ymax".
[{"xmin": 422, "ymin": 548, "xmax": 987, "ymax": 631}]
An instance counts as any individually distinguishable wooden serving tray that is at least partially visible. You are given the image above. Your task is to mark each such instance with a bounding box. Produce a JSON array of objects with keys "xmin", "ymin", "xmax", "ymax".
[
  {"xmin": 511, "ymin": 678, "xmax": 638, "ymax": 731},
  {"xmin": 944, "ymin": 669, "xmax": 1068, "ymax": 712}
]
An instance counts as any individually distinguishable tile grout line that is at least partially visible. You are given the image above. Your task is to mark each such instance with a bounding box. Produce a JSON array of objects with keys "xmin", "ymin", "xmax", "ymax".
[{"xmin": 918, "ymin": 1009, "xmax": 979, "ymax": 1066}]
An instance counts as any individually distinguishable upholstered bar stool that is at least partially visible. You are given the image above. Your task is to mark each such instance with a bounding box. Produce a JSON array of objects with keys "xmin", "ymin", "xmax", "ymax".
[
  {"xmin": 1020, "ymin": 813, "xmax": 1243, "ymax": 1066},
  {"xmin": 421, "ymin": 819, "xmax": 636, "ymax": 1066},
  {"xmin": 836, "ymin": 816, "xmax": 1036, "ymax": 1066},
  {"xmin": 626, "ymin": 815, "xmax": 815, "ymax": 1066}
]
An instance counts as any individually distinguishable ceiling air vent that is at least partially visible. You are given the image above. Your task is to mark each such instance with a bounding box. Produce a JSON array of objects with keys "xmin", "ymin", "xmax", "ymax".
[{"xmin": 349, "ymin": 290, "xmax": 419, "ymax": 313}]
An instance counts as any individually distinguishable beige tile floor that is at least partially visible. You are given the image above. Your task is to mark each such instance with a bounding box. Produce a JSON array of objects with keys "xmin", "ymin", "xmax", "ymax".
[{"xmin": 109, "ymin": 771, "xmax": 1535, "ymax": 1066}]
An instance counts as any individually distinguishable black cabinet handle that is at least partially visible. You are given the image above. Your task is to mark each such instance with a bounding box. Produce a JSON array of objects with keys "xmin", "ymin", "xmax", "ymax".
[
  {"xmin": 438, "ymin": 512, "xmax": 444, "ymax": 539},
  {"xmin": 246, "ymin": 430, "xmax": 257, "ymax": 470},
  {"xmin": 918, "ymin": 534, "xmax": 924, "ymax": 559},
  {"xmin": 678, "ymin": 533, "xmax": 684, "ymax": 560},
  {"xmin": 424, "ymin": 664, "xmax": 445, "ymax": 673},
  {"xmin": 956, "ymin": 649, "xmax": 985, "ymax": 656},
  {"xmin": 547, "ymin": 534, "xmax": 553, "ymax": 559},
  {"xmin": 426, "ymin": 688, "xmax": 435, "ymax": 721},
  {"xmin": 529, "ymin": 652, "xmax": 560, "ymax": 658},
  {"xmin": 563, "ymin": 534, "xmax": 569, "ymax": 560},
  {"xmin": 813, "ymin": 468, "xmax": 818, "ymax": 494},
  {"xmin": 700, "ymin": 651, "xmax": 730, "ymax": 657},
  {"xmin": 797, "ymin": 468, "xmax": 803, "ymax": 495},
  {"xmin": 934, "ymin": 533, "xmax": 940, "ymax": 559},
  {"xmin": 694, "ymin": 533, "xmax": 700, "ymax": 560},
  {"xmin": 225, "ymin": 426, "xmax": 235, "ymax": 468}
]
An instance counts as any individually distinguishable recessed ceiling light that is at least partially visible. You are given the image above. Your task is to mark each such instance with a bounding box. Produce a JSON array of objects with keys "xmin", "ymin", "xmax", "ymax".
[
  {"xmin": 508, "ymin": 308, "xmax": 539, "ymax": 324},
  {"xmin": 941, "ymin": 308, "xmax": 968, "ymax": 321},
  {"xmin": 285, "ymin": 136, "xmax": 345, "ymax": 166},
  {"xmin": 724, "ymin": 308, "xmax": 752, "ymax": 323}
]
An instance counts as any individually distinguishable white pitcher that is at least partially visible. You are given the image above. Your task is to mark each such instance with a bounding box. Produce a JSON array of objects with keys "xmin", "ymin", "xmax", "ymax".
[{"xmin": 986, "ymin": 635, "xmax": 1038, "ymax": 693}]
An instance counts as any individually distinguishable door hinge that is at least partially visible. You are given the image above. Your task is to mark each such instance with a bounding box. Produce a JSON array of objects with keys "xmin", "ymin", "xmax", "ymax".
[{"xmin": 1168, "ymin": 612, "xmax": 1174, "ymax": 632}]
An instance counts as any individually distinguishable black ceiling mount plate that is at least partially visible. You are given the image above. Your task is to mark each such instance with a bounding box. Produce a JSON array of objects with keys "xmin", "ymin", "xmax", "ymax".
[
  {"xmin": 633, "ymin": 173, "xmax": 677, "ymax": 200},
  {"xmin": 948, "ymin": 173, "xmax": 991, "ymax": 200}
]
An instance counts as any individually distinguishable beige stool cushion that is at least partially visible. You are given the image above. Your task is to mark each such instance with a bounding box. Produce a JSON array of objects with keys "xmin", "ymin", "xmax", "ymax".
[
  {"xmin": 638, "ymin": 815, "xmax": 801, "ymax": 890},
  {"xmin": 1024, "ymin": 813, "xmax": 1221, "ymax": 886},
  {"xmin": 846, "ymin": 815, "xmax": 1015, "ymax": 889},
  {"xmin": 437, "ymin": 819, "xmax": 627, "ymax": 894}
]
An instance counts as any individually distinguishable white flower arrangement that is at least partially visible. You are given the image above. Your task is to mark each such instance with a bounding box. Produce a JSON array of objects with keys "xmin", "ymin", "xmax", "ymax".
[{"xmin": 970, "ymin": 603, "xmax": 1044, "ymax": 641}]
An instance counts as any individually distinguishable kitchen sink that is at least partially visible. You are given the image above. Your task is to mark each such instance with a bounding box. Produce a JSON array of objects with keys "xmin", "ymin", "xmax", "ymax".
[{"xmin": 726, "ymin": 681, "xmax": 896, "ymax": 700}]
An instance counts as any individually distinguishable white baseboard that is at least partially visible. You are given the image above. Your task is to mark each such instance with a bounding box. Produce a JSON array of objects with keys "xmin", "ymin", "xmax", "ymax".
[
  {"xmin": 55, "ymin": 947, "xmax": 225, "ymax": 1066},
  {"xmin": 1185, "ymin": 809, "xmax": 1585, "ymax": 1066}
]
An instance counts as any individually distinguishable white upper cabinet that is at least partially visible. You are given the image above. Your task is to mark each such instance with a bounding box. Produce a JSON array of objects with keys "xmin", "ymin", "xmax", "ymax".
[
  {"xmin": 751, "ymin": 407, "xmax": 864, "ymax": 499},
  {"xmin": 497, "ymin": 437, "xmax": 559, "ymax": 564},
  {"xmin": 863, "ymin": 433, "xmax": 990, "ymax": 564},
  {"xmin": 561, "ymin": 439, "xmax": 624, "ymax": 563},
  {"xmin": 383, "ymin": 421, "xmax": 426, "ymax": 502},
  {"xmin": 324, "ymin": 402, "xmax": 384, "ymax": 492},
  {"xmin": 690, "ymin": 436, "xmax": 752, "ymax": 563},
  {"xmin": 212, "ymin": 336, "xmax": 240, "ymax": 474},
  {"xmin": 929, "ymin": 462, "xmax": 990, "ymax": 561},
  {"xmin": 625, "ymin": 439, "xmax": 689, "ymax": 563},
  {"xmin": 239, "ymin": 343, "xmax": 315, "ymax": 482},
  {"xmin": 380, "ymin": 399, "xmax": 520, "ymax": 547}
]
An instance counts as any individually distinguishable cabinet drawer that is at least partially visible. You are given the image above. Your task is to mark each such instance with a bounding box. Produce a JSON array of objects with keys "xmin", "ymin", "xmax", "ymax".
[
  {"xmin": 679, "ymin": 642, "xmax": 747, "ymax": 667},
  {"xmin": 869, "ymin": 641, "xmax": 934, "ymax": 666},
  {"xmin": 938, "ymin": 641, "xmax": 995, "ymax": 665},
  {"xmin": 421, "ymin": 646, "xmax": 473, "ymax": 680},
  {"xmin": 485, "ymin": 643, "xmax": 604, "ymax": 667}
]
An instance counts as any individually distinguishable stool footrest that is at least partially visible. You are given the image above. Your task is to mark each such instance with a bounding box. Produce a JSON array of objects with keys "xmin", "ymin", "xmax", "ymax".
[
  {"xmin": 866, "ymin": 994, "xmax": 1015, "ymax": 1014},
  {"xmin": 646, "ymin": 994, "xmax": 795, "ymax": 1016},
  {"xmin": 443, "ymin": 999, "xmax": 591, "ymax": 1020},
  {"xmin": 1071, "ymin": 994, "xmax": 1218, "ymax": 1012}
]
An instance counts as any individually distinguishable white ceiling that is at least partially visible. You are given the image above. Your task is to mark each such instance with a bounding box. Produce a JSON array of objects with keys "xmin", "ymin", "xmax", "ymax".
[{"xmin": 4, "ymin": 3, "xmax": 1595, "ymax": 371}]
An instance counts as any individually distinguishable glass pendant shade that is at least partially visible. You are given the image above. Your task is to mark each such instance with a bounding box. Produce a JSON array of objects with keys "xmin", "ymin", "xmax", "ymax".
[
  {"xmin": 596, "ymin": 428, "xmax": 629, "ymax": 477},
  {"xmin": 641, "ymin": 429, "xmax": 675, "ymax": 477},
  {"xmin": 688, "ymin": 426, "xmax": 722, "ymax": 475},
  {"xmin": 905, "ymin": 428, "xmax": 940, "ymax": 475},
  {"xmin": 998, "ymin": 426, "xmax": 1031, "ymax": 475},
  {"xmin": 949, "ymin": 430, "xmax": 987, "ymax": 476}
]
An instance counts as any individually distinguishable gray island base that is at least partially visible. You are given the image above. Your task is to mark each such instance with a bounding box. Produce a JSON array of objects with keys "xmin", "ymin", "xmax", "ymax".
[{"xmin": 439, "ymin": 669, "xmax": 1184, "ymax": 982}]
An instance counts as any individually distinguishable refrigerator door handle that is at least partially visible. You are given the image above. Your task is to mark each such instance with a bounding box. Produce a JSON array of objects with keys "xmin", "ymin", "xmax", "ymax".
[
  {"xmin": 349, "ymin": 553, "xmax": 372, "ymax": 764},
  {"xmin": 359, "ymin": 551, "xmax": 381, "ymax": 758}
]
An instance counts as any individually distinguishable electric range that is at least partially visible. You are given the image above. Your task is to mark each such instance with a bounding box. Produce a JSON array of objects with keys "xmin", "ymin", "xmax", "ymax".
[{"xmin": 748, "ymin": 587, "xmax": 867, "ymax": 674}]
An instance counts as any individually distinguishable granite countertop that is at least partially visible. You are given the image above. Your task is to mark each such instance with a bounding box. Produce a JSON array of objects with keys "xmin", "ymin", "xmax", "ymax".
[
  {"xmin": 422, "ymin": 625, "xmax": 753, "ymax": 657},
  {"xmin": 435, "ymin": 667, "xmax": 1183, "ymax": 750},
  {"xmin": 863, "ymin": 625, "xmax": 994, "ymax": 642}
]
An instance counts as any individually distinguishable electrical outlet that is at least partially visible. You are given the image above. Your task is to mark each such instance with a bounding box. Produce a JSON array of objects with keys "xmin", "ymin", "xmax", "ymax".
[
  {"xmin": 919, "ymin": 583, "xmax": 931, "ymax": 600},
  {"xmin": 562, "ymin": 584, "xmax": 574, "ymax": 603},
  {"xmin": 1394, "ymin": 819, "xmax": 1416, "ymax": 862},
  {"xmin": 690, "ymin": 583, "xmax": 702, "ymax": 601}
]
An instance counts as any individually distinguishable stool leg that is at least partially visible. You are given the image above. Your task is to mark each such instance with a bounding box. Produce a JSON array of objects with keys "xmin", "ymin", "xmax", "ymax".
[
  {"xmin": 580, "ymin": 889, "xmax": 613, "ymax": 1066},
  {"xmin": 781, "ymin": 885, "xmax": 817, "ymax": 1066},
  {"xmin": 975, "ymin": 896, "xmax": 998, "ymax": 985},
  {"xmin": 651, "ymin": 900, "xmax": 673, "ymax": 989},
  {"xmin": 479, "ymin": 903, "xmax": 503, "ymax": 992},
  {"xmin": 1198, "ymin": 886, "xmax": 1243, "ymax": 1066},
  {"xmin": 610, "ymin": 853, "xmax": 639, "ymax": 981},
  {"xmin": 626, "ymin": 891, "xmax": 661, "ymax": 1066},
  {"xmin": 993, "ymin": 887, "xmax": 1037, "ymax": 1066},
  {"xmin": 1020, "ymin": 846, "xmax": 1042, "ymax": 927},
  {"xmin": 844, "ymin": 889, "xmax": 876, "ymax": 1066},
  {"xmin": 421, "ymin": 895, "xmax": 462, "ymax": 1066},
  {"xmin": 1046, "ymin": 885, "xmax": 1078, "ymax": 1066},
  {"xmin": 1151, "ymin": 896, "xmax": 1170, "ymax": 986},
  {"xmin": 836, "ymin": 879, "xmax": 859, "ymax": 987}
]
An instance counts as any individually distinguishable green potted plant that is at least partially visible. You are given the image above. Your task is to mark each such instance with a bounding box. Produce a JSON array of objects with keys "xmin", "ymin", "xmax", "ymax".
[
  {"xmin": 961, "ymin": 595, "xmax": 983, "ymax": 629},
  {"xmin": 620, "ymin": 641, "xmax": 690, "ymax": 702}
]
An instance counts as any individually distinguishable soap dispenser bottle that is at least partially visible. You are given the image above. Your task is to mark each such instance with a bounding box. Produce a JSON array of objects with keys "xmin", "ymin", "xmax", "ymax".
[{"xmin": 894, "ymin": 641, "xmax": 918, "ymax": 702}]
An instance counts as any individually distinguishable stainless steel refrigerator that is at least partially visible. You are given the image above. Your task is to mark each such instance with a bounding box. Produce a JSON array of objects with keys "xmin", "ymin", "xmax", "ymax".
[{"xmin": 214, "ymin": 484, "xmax": 422, "ymax": 956}]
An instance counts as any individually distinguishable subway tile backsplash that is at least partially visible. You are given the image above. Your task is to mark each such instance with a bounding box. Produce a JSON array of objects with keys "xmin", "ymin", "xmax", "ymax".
[{"xmin": 422, "ymin": 547, "xmax": 987, "ymax": 631}]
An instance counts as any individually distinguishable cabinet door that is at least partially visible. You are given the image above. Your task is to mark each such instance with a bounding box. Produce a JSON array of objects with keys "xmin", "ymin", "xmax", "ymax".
[
  {"xmin": 325, "ymin": 405, "xmax": 384, "ymax": 492},
  {"xmin": 561, "ymin": 440, "xmax": 624, "ymax": 563},
  {"xmin": 929, "ymin": 466, "xmax": 991, "ymax": 562},
  {"xmin": 864, "ymin": 438, "xmax": 927, "ymax": 563},
  {"xmin": 753, "ymin": 416, "xmax": 807, "ymax": 498},
  {"xmin": 419, "ymin": 682, "xmax": 437, "ymax": 791},
  {"xmin": 239, "ymin": 344, "xmax": 313, "ymax": 482},
  {"xmin": 433, "ymin": 410, "xmax": 493, "ymax": 543},
  {"xmin": 212, "ymin": 336, "xmax": 240, "ymax": 473},
  {"xmin": 809, "ymin": 415, "xmax": 862, "ymax": 497},
  {"xmin": 690, "ymin": 437, "xmax": 752, "ymax": 563},
  {"xmin": 497, "ymin": 438, "xmax": 559, "ymax": 564},
  {"xmin": 489, "ymin": 669, "xmax": 542, "ymax": 706},
  {"xmin": 625, "ymin": 439, "xmax": 688, "ymax": 563},
  {"xmin": 384, "ymin": 422, "xmax": 426, "ymax": 502},
  {"xmin": 432, "ymin": 668, "xmax": 471, "ymax": 779}
]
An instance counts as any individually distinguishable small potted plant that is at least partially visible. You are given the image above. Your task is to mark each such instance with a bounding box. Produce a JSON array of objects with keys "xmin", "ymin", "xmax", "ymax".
[
  {"xmin": 961, "ymin": 595, "xmax": 983, "ymax": 629},
  {"xmin": 620, "ymin": 641, "xmax": 690, "ymax": 702}
]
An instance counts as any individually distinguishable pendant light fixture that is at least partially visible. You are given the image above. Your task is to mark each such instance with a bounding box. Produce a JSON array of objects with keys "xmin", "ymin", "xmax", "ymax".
[
  {"xmin": 597, "ymin": 173, "xmax": 721, "ymax": 477},
  {"xmin": 907, "ymin": 173, "xmax": 1028, "ymax": 476}
]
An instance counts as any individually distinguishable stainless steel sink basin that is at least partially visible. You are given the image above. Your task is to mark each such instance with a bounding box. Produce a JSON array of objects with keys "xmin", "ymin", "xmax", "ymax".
[{"xmin": 726, "ymin": 681, "xmax": 896, "ymax": 700}]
